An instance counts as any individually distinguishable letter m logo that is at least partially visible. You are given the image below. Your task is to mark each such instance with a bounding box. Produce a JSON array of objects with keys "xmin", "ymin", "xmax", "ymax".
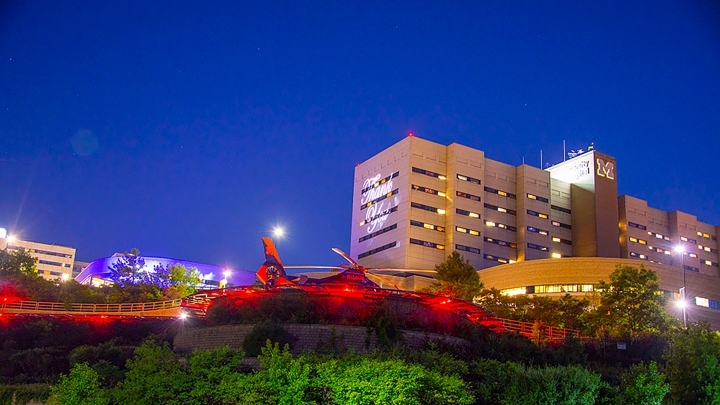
[{"xmin": 596, "ymin": 158, "xmax": 615, "ymax": 180}]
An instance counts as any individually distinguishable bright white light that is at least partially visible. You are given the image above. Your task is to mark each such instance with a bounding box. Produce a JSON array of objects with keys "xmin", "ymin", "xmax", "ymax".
[
  {"xmin": 674, "ymin": 245, "xmax": 686, "ymax": 254},
  {"xmin": 180, "ymin": 312, "xmax": 188, "ymax": 320},
  {"xmin": 61, "ymin": 273, "xmax": 70, "ymax": 281},
  {"xmin": 0, "ymin": 228, "xmax": 6, "ymax": 238},
  {"xmin": 6, "ymin": 235, "xmax": 16, "ymax": 243},
  {"xmin": 675, "ymin": 299, "xmax": 687, "ymax": 309},
  {"xmin": 273, "ymin": 227, "xmax": 285, "ymax": 238},
  {"xmin": 223, "ymin": 269, "xmax": 231, "ymax": 278}
]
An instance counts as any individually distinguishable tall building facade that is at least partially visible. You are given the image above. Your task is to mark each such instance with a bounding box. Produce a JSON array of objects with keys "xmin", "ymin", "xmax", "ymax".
[
  {"xmin": 350, "ymin": 136, "xmax": 720, "ymax": 275},
  {"xmin": 0, "ymin": 229, "xmax": 76, "ymax": 280}
]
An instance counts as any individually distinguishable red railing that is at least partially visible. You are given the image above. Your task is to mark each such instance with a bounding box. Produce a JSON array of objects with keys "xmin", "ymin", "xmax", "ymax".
[
  {"xmin": 500, "ymin": 318, "xmax": 578, "ymax": 341},
  {"xmin": 1, "ymin": 299, "xmax": 182, "ymax": 314}
]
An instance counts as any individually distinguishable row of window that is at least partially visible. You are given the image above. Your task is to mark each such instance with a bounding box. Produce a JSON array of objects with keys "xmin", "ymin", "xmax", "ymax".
[
  {"xmin": 628, "ymin": 222, "xmax": 647, "ymax": 230},
  {"xmin": 457, "ymin": 174, "xmax": 481, "ymax": 184},
  {"xmin": 552, "ymin": 237, "xmax": 572, "ymax": 245},
  {"xmin": 456, "ymin": 244, "xmax": 480, "ymax": 254},
  {"xmin": 680, "ymin": 236, "xmax": 698, "ymax": 244},
  {"xmin": 701, "ymin": 259, "xmax": 719, "ymax": 268},
  {"xmin": 360, "ymin": 188, "xmax": 398, "ymax": 210},
  {"xmin": 527, "ymin": 243, "xmax": 549, "ymax": 252},
  {"xmin": 551, "ymin": 220, "xmax": 572, "ymax": 230},
  {"xmin": 527, "ymin": 226, "xmax": 549, "ymax": 236},
  {"xmin": 362, "ymin": 171, "xmax": 399, "ymax": 194},
  {"xmin": 412, "ymin": 184, "xmax": 446, "ymax": 197},
  {"xmin": 484, "ymin": 254, "xmax": 511, "ymax": 264},
  {"xmin": 358, "ymin": 206, "xmax": 398, "ymax": 227},
  {"xmin": 457, "ymin": 208, "xmax": 481, "ymax": 219},
  {"xmin": 485, "ymin": 220, "xmax": 517, "ymax": 232},
  {"xmin": 551, "ymin": 205, "xmax": 572, "ymax": 215},
  {"xmin": 485, "ymin": 203, "xmax": 516, "ymax": 215},
  {"xmin": 358, "ymin": 241, "xmax": 397, "ymax": 259},
  {"xmin": 410, "ymin": 202, "xmax": 446, "ymax": 214},
  {"xmin": 457, "ymin": 190, "xmax": 481, "ymax": 202},
  {"xmin": 484, "ymin": 186, "xmax": 516, "ymax": 199},
  {"xmin": 501, "ymin": 284, "xmax": 595, "ymax": 296},
  {"xmin": 38, "ymin": 259, "xmax": 69, "ymax": 267},
  {"xmin": 359, "ymin": 223, "xmax": 397, "ymax": 243},
  {"xmin": 696, "ymin": 231, "xmax": 714, "ymax": 240},
  {"xmin": 410, "ymin": 220, "xmax": 445, "ymax": 232},
  {"xmin": 412, "ymin": 167, "xmax": 446, "ymax": 180},
  {"xmin": 7, "ymin": 245, "xmax": 73, "ymax": 259},
  {"xmin": 409, "ymin": 238, "xmax": 445, "ymax": 250},
  {"xmin": 485, "ymin": 237, "xmax": 517, "ymax": 249},
  {"xmin": 698, "ymin": 245, "xmax": 718, "ymax": 253},
  {"xmin": 457, "ymin": 226, "xmax": 480, "ymax": 236},
  {"xmin": 527, "ymin": 193, "xmax": 548, "ymax": 203},
  {"xmin": 648, "ymin": 231, "xmax": 671, "ymax": 241},
  {"xmin": 527, "ymin": 209, "xmax": 548, "ymax": 219}
]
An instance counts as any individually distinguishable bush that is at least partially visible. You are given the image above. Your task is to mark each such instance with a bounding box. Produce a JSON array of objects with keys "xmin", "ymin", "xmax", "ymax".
[{"xmin": 242, "ymin": 322, "xmax": 297, "ymax": 356}]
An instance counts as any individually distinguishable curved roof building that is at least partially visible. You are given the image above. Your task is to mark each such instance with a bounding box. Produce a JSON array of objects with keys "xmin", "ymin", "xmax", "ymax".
[{"xmin": 75, "ymin": 254, "xmax": 258, "ymax": 288}]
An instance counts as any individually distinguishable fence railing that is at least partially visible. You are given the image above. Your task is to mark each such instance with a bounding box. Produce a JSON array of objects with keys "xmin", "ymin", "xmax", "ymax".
[
  {"xmin": 500, "ymin": 318, "xmax": 578, "ymax": 341},
  {"xmin": 1, "ymin": 299, "xmax": 182, "ymax": 314}
]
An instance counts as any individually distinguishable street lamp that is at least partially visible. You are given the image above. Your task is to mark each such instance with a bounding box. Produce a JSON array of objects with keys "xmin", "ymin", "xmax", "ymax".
[
  {"xmin": 674, "ymin": 244, "xmax": 688, "ymax": 328},
  {"xmin": 273, "ymin": 226, "xmax": 285, "ymax": 239}
]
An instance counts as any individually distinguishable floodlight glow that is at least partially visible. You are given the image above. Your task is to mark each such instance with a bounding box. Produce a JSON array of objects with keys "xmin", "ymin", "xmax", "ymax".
[
  {"xmin": 6, "ymin": 235, "xmax": 16, "ymax": 243},
  {"xmin": 273, "ymin": 227, "xmax": 285, "ymax": 238},
  {"xmin": 180, "ymin": 312, "xmax": 188, "ymax": 320},
  {"xmin": 223, "ymin": 269, "xmax": 231, "ymax": 278},
  {"xmin": 674, "ymin": 245, "xmax": 685, "ymax": 254},
  {"xmin": 61, "ymin": 273, "xmax": 70, "ymax": 281},
  {"xmin": 675, "ymin": 299, "xmax": 687, "ymax": 309}
]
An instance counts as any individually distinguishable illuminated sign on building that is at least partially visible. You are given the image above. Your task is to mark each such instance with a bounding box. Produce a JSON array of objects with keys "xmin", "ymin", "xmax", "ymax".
[
  {"xmin": 360, "ymin": 172, "xmax": 400, "ymax": 233},
  {"xmin": 596, "ymin": 159, "xmax": 615, "ymax": 180}
]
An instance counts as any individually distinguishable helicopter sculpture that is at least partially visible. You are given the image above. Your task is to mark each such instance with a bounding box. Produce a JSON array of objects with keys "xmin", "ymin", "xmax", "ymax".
[
  {"xmin": 255, "ymin": 237, "xmax": 434, "ymax": 292},
  {"xmin": 182, "ymin": 237, "xmax": 505, "ymax": 332}
]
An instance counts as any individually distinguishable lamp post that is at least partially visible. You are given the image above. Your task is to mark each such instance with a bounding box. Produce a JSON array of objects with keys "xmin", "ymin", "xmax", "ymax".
[{"xmin": 674, "ymin": 245, "xmax": 688, "ymax": 328}]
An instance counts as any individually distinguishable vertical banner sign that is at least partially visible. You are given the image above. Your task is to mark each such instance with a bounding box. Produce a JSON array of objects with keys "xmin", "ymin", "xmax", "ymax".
[{"xmin": 360, "ymin": 172, "xmax": 400, "ymax": 233}]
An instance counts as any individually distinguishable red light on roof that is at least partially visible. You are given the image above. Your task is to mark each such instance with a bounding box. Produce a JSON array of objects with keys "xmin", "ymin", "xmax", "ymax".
[{"xmin": 408, "ymin": 132, "xmax": 414, "ymax": 137}]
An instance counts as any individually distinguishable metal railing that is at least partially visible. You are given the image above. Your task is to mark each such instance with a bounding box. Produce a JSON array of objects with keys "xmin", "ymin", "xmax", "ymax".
[
  {"xmin": 500, "ymin": 318, "xmax": 578, "ymax": 341},
  {"xmin": 1, "ymin": 299, "xmax": 182, "ymax": 314}
]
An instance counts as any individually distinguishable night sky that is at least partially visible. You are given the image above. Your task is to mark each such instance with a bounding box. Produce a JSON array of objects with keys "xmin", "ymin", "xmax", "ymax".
[{"xmin": 1, "ymin": 1, "xmax": 719, "ymax": 272}]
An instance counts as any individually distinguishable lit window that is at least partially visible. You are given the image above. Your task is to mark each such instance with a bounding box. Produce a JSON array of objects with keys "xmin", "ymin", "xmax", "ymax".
[
  {"xmin": 437, "ymin": 209, "xmax": 446, "ymax": 215},
  {"xmin": 469, "ymin": 212, "xmax": 479, "ymax": 218},
  {"xmin": 469, "ymin": 230, "xmax": 479, "ymax": 236},
  {"xmin": 438, "ymin": 175, "xmax": 446, "ymax": 180},
  {"xmin": 552, "ymin": 253, "xmax": 562, "ymax": 258},
  {"xmin": 486, "ymin": 221, "xmax": 496, "ymax": 227},
  {"xmin": 438, "ymin": 191, "xmax": 447, "ymax": 197},
  {"xmin": 457, "ymin": 227, "xmax": 467, "ymax": 233},
  {"xmin": 630, "ymin": 237, "xmax": 638, "ymax": 243},
  {"xmin": 458, "ymin": 175, "xmax": 467, "ymax": 181}
]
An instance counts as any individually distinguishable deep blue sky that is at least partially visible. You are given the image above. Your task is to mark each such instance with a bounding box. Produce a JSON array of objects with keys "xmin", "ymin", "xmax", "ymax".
[{"xmin": 1, "ymin": 1, "xmax": 719, "ymax": 271}]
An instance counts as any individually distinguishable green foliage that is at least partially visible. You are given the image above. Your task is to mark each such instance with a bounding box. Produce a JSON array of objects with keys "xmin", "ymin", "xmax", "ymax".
[
  {"xmin": 470, "ymin": 359, "xmax": 600, "ymax": 405},
  {"xmin": 315, "ymin": 355, "xmax": 473, "ymax": 405},
  {"xmin": 114, "ymin": 339, "xmax": 192, "ymax": 405},
  {"xmin": 162, "ymin": 264, "xmax": 202, "ymax": 298},
  {"xmin": 49, "ymin": 362, "xmax": 108, "ymax": 405},
  {"xmin": 425, "ymin": 251, "xmax": 483, "ymax": 302},
  {"xmin": 216, "ymin": 342, "xmax": 313, "ymax": 405},
  {"xmin": 617, "ymin": 361, "xmax": 669, "ymax": 405},
  {"xmin": 477, "ymin": 289, "xmax": 589, "ymax": 330},
  {"xmin": 0, "ymin": 384, "xmax": 51, "ymax": 405},
  {"xmin": 584, "ymin": 264, "xmax": 672, "ymax": 338},
  {"xmin": 242, "ymin": 322, "xmax": 297, "ymax": 356},
  {"xmin": 0, "ymin": 247, "xmax": 38, "ymax": 278},
  {"xmin": 664, "ymin": 322, "xmax": 720, "ymax": 404}
]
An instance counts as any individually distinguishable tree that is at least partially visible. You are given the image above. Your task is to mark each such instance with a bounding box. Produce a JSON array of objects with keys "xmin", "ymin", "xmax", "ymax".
[
  {"xmin": 49, "ymin": 362, "xmax": 108, "ymax": 405},
  {"xmin": 0, "ymin": 248, "xmax": 37, "ymax": 278},
  {"xmin": 664, "ymin": 322, "xmax": 720, "ymax": 405},
  {"xmin": 425, "ymin": 251, "xmax": 483, "ymax": 302},
  {"xmin": 107, "ymin": 249, "xmax": 146, "ymax": 287},
  {"xmin": 153, "ymin": 263, "xmax": 203, "ymax": 298},
  {"xmin": 583, "ymin": 264, "xmax": 672, "ymax": 337}
]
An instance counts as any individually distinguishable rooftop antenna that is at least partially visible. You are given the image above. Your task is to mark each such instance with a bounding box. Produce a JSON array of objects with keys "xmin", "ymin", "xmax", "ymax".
[
  {"xmin": 540, "ymin": 149, "xmax": 543, "ymax": 168},
  {"xmin": 563, "ymin": 140, "xmax": 566, "ymax": 161}
]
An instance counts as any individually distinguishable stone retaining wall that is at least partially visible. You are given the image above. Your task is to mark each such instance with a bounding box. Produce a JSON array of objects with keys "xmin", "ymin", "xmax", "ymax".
[{"xmin": 173, "ymin": 323, "xmax": 471, "ymax": 354}]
